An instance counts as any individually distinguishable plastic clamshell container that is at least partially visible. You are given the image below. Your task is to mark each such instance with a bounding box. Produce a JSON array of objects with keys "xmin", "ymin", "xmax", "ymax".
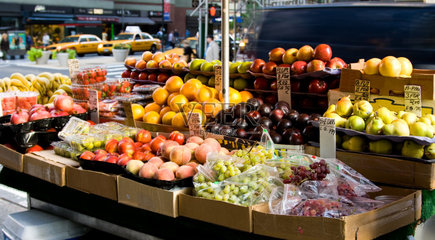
[
  {"xmin": 0, "ymin": 92, "xmax": 17, "ymax": 116},
  {"xmin": 15, "ymin": 91, "xmax": 39, "ymax": 111},
  {"xmin": 1, "ymin": 209, "xmax": 89, "ymax": 240},
  {"xmin": 58, "ymin": 117, "xmax": 91, "ymax": 141},
  {"xmin": 64, "ymin": 134, "xmax": 105, "ymax": 152}
]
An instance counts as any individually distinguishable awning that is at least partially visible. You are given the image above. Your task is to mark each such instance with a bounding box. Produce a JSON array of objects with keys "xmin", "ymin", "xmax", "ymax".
[
  {"xmin": 27, "ymin": 13, "xmax": 75, "ymax": 23},
  {"xmin": 76, "ymin": 15, "xmax": 119, "ymax": 22},
  {"xmin": 119, "ymin": 16, "xmax": 155, "ymax": 25}
]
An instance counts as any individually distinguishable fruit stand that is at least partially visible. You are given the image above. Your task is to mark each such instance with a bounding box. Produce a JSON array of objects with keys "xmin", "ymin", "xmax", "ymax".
[{"xmin": 0, "ymin": 43, "xmax": 434, "ymax": 240}]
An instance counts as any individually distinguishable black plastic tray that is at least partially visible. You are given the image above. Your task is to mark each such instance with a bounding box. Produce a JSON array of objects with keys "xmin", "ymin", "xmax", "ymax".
[
  {"xmin": 122, "ymin": 168, "xmax": 193, "ymax": 190},
  {"xmin": 78, "ymin": 158, "xmax": 125, "ymax": 175}
]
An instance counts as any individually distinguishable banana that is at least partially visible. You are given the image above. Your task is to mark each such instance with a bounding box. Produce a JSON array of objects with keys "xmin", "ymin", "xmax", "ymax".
[
  {"xmin": 38, "ymin": 72, "xmax": 54, "ymax": 82},
  {"xmin": 25, "ymin": 74, "xmax": 36, "ymax": 81},
  {"xmin": 10, "ymin": 79, "xmax": 27, "ymax": 90},
  {"xmin": 42, "ymin": 96, "xmax": 49, "ymax": 104},
  {"xmin": 0, "ymin": 78, "xmax": 5, "ymax": 91},
  {"xmin": 46, "ymin": 90, "xmax": 54, "ymax": 97},
  {"xmin": 60, "ymin": 75, "xmax": 71, "ymax": 85},
  {"xmin": 3, "ymin": 78, "xmax": 11, "ymax": 90},
  {"xmin": 58, "ymin": 84, "xmax": 71, "ymax": 95},
  {"xmin": 33, "ymin": 81, "xmax": 45, "ymax": 96},
  {"xmin": 10, "ymin": 86, "xmax": 18, "ymax": 91},
  {"xmin": 10, "ymin": 73, "xmax": 30, "ymax": 89},
  {"xmin": 53, "ymin": 89, "xmax": 66, "ymax": 96}
]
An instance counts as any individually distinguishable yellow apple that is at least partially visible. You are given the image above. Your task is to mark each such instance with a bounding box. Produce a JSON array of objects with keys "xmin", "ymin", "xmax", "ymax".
[
  {"xmin": 379, "ymin": 56, "xmax": 401, "ymax": 77},
  {"xmin": 363, "ymin": 58, "xmax": 381, "ymax": 75}
]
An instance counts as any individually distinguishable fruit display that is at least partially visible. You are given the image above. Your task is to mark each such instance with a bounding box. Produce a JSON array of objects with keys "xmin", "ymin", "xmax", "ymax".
[
  {"xmin": 100, "ymin": 79, "xmax": 132, "ymax": 98},
  {"xmin": 0, "ymin": 72, "xmax": 72, "ymax": 105},
  {"xmin": 73, "ymin": 66, "xmax": 107, "ymax": 85},
  {"xmin": 205, "ymin": 100, "xmax": 319, "ymax": 144},
  {"xmin": 363, "ymin": 56, "xmax": 413, "ymax": 77},
  {"xmin": 323, "ymin": 97, "xmax": 435, "ymax": 159}
]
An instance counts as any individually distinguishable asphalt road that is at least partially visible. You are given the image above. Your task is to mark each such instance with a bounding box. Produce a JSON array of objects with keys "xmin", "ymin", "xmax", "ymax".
[{"xmin": 0, "ymin": 62, "xmax": 68, "ymax": 77}]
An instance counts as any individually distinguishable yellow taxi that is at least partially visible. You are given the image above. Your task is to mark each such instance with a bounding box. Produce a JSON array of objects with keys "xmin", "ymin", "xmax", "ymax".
[
  {"xmin": 164, "ymin": 37, "xmax": 198, "ymax": 56},
  {"xmin": 97, "ymin": 32, "xmax": 161, "ymax": 54},
  {"xmin": 46, "ymin": 34, "xmax": 102, "ymax": 56}
]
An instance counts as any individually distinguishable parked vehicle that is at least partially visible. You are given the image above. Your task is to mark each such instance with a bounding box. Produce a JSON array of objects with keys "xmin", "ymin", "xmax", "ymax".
[
  {"xmin": 97, "ymin": 32, "xmax": 161, "ymax": 55},
  {"xmin": 46, "ymin": 35, "xmax": 102, "ymax": 57}
]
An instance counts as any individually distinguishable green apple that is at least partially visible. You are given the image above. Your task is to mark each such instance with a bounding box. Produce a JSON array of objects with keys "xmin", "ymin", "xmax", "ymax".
[
  {"xmin": 366, "ymin": 117, "xmax": 384, "ymax": 135},
  {"xmin": 233, "ymin": 78, "xmax": 248, "ymax": 91},
  {"xmin": 211, "ymin": 59, "xmax": 221, "ymax": 65},
  {"xmin": 229, "ymin": 78, "xmax": 234, "ymax": 88},
  {"xmin": 369, "ymin": 140, "xmax": 393, "ymax": 154},
  {"xmin": 197, "ymin": 75, "xmax": 209, "ymax": 85},
  {"xmin": 336, "ymin": 96, "xmax": 353, "ymax": 117},
  {"xmin": 353, "ymin": 100, "xmax": 373, "ymax": 119},
  {"xmin": 376, "ymin": 107, "xmax": 396, "ymax": 124},
  {"xmin": 425, "ymin": 143, "xmax": 435, "ymax": 159},
  {"xmin": 324, "ymin": 113, "xmax": 347, "ymax": 128},
  {"xmin": 237, "ymin": 62, "xmax": 252, "ymax": 74},
  {"xmin": 402, "ymin": 112, "xmax": 417, "ymax": 125},
  {"xmin": 184, "ymin": 73, "xmax": 196, "ymax": 82},
  {"xmin": 230, "ymin": 62, "xmax": 242, "ymax": 74},
  {"xmin": 346, "ymin": 115, "xmax": 365, "ymax": 132},
  {"xmin": 208, "ymin": 76, "xmax": 215, "ymax": 87},
  {"xmin": 189, "ymin": 59, "xmax": 206, "ymax": 71},
  {"xmin": 401, "ymin": 140, "xmax": 424, "ymax": 159},
  {"xmin": 200, "ymin": 61, "xmax": 214, "ymax": 72},
  {"xmin": 342, "ymin": 136, "xmax": 366, "ymax": 152},
  {"xmin": 410, "ymin": 122, "xmax": 433, "ymax": 138}
]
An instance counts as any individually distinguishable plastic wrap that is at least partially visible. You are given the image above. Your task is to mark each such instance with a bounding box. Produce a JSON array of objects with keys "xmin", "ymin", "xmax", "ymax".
[
  {"xmin": 58, "ymin": 117, "xmax": 91, "ymax": 140},
  {"xmin": 73, "ymin": 66, "xmax": 107, "ymax": 85},
  {"xmin": 64, "ymin": 134, "xmax": 105, "ymax": 152},
  {"xmin": 15, "ymin": 91, "xmax": 38, "ymax": 110},
  {"xmin": 0, "ymin": 92, "xmax": 17, "ymax": 116}
]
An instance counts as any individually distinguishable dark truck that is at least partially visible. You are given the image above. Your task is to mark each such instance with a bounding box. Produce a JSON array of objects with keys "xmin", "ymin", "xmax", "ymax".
[{"xmin": 249, "ymin": 3, "xmax": 435, "ymax": 68}]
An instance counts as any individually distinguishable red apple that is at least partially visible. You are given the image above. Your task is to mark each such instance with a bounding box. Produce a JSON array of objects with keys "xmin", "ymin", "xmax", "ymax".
[
  {"xmin": 282, "ymin": 48, "xmax": 298, "ymax": 65},
  {"xmin": 104, "ymin": 155, "xmax": 118, "ymax": 164},
  {"xmin": 157, "ymin": 73, "xmax": 170, "ymax": 83},
  {"xmin": 80, "ymin": 151, "xmax": 95, "ymax": 161},
  {"xmin": 291, "ymin": 81, "xmax": 300, "ymax": 92},
  {"xmin": 278, "ymin": 63, "xmax": 291, "ymax": 68},
  {"xmin": 105, "ymin": 139, "xmax": 118, "ymax": 153},
  {"xmin": 93, "ymin": 149, "xmax": 108, "ymax": 161},
  {"xmin": 117, "ymin": 153, "xmax": 132, "ymax": 166},
  {"xmin": 291, "ymin": 61, "xmax": 307, "ymax": 75},
  {"xmin": 254, "ymin": 77, "xmax": 269, "ymax": 90},
  {"xmin": 250, "ymin": 59, "xmax": 266, "ymax": 73},
  {"xmin": 262, "ymin": 62, "xmax": 277, "ymax": 75},
  {"xmin": 118, "ymin": 141, "xmax": 135, "ymax": 156},
  {"xmin": 296, "ymin": 45, "xmax": 314, "ymax": 62},
  {"xmin": 307, "ymin": 60, "xmax": 326, "ymax": 72},
  {"xmin": 148, "ymin": 73, "xmax": 157, "ymax": 81},
  {"xmin": 268, "ymin": 48, "xmax": 285, "ymax": 62},
  {"xmin": 136, "ymin": 129, "xmax": 152, "ymax": 143},
  {"xmin": 121, "ymin": 70, "xmax": 131, "ymax": 78},
  {"xmin": 130, "ymin": 71, "xmax": 139, "ymax": 80},
  {"xmin": 326, "ymin": 57, "xmax": 347, "ymax": 69},
  {"xmin": 169, "ymin": 131, "xmax": 185, "ymax": 145},
  {"xmin": 270, "ymin": 80, "xmax": 277, "ymax": 91},
  {"xmin": 132, "ymin": 151, "xmax": 147, "ymax": 161},
  {"xmin": 314, "ymin": 44, "xmax": 332, "ymax": 62},
  {"xmin": 308, "ymin": 79, "xmax": 328, "ymax": 94},
  {"xmin": 138, "ymin": 72, "xmax": 148, "ymax": 80}
]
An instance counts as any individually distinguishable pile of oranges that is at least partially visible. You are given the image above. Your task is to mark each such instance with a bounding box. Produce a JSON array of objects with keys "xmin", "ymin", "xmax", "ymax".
[{"xmin": 131, "ymin": 76, "xmax": 254, "ymax": 127}]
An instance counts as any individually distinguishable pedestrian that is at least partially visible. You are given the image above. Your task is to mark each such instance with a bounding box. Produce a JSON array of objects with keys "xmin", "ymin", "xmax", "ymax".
[
  {"xmin": 185, "ymin": 29, "xmax": 190, "ymax": 38},
  {"xmin": 42, "ymin": 33, "xmax": 50, "ymax": 47},
  {"xmin": 174, "ymin": 29, "xmax": 179, "ymax": 43},
  {"xmin": 157, "ymin": 28, "xmax": 163, "ymax": 39},
  {"xmin": 168, "ymin": 31, "xmax": 175, "ymax": 48},
  {"xmin": 26, "ymin": 34, "xmax": 33, "ymax": 50},
  {"xmin": 205, "ymin": 35, "xmax": 219, "ymax": 62},
  {"xmin": 102, "ymin": 31, "xmax": 108, "ymax": 41},
  {"xmin": 1, "ymin": 33, "xmax": 9, "ymax": 61}
]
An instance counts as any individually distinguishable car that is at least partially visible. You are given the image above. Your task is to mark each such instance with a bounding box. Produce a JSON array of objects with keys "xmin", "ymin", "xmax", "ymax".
[
  {"xmin": 164, "ymin": 37, "xmax": 198, "ymax": 56},
  {"xmin": 46, "ymin": 34, "xmax": 102, "ymax": 57},
  {"xmin": 97, "ymin": 32, "xmax": 161, "ymax": 55}
]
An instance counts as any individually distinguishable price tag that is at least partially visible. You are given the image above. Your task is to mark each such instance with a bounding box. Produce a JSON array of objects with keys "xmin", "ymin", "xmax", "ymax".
[
  {"xmin": 404, "ymin": 85, "xmax": 422, "ymax": 117},
  {"xmin": 354, "ymin": 79, "xmax": 370, "ymax": 101},
  {"xmin": 214, "ymin": 65, "xmax": 222, "ymax": 94},
  {"xmin": 68, "ymin": 59, "xmax": 79, "ymax": 79},
  {"xmin": 123, "ymin": 102, "xmax": 137, "ymax": 127},
  {"xmin": 89, "ymin": 90, "xmax": 99, "ymax": 124},
  {"xmin": 277, "ymin": 67, "xmax": 291, "ymax": 107},
  {"xmin": 188, "ymin": 112, "xmax": 204, "ymax": 137},
  {"xmin": 319, "ymin": 117, "xmax": 336, "ymax": 159}
]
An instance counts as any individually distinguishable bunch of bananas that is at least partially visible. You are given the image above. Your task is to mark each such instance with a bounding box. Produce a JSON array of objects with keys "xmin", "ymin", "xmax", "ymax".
[{"xmin": 0, "ymin": 72, "xmax": 72, "ymax": 104}]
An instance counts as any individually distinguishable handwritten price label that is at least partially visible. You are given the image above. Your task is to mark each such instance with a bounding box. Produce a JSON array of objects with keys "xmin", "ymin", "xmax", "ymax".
[
  {"xmin": 319, "ymin": 117, "xmax": 336, "ymax": 159},
  {"xmin": 354, "ymin": 79, "xmax": 370, "ymax": 101},
  {"xmin": 214, "ymin": 65, "xmax": 222, "ymax": 94},
  {"xmin": 188, "ymin": 112, "xmax": 204, "ymax": 137},
  {"xmin": 404, "ymin": 85, "xmax": 422, "ymax": 117},
  {"xmin": 277, "ymin": 67, "xmax": 291, "ymax": 107},
  {"xmin": 89, "ymin": 90, "xmax": 99, "ymax": 123}
]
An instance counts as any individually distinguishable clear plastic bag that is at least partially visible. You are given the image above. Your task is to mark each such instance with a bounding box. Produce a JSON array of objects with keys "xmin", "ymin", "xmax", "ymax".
[{"xmin": 58, "ymin": 117, "xmax": 91, "ymax": 140}]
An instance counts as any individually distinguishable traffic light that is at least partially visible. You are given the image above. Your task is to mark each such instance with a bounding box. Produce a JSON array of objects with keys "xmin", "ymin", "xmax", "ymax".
[{"xmin": 209, "ymin": 4, "xmax": 221, "ymax": 18}]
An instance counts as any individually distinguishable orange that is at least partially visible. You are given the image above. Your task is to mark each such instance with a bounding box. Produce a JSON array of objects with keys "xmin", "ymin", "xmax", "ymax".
[
  {"xmin": 209, "ymin": 87, "xmax": 218, "ymax": 99},
  {"xmin": 219, "ymin": 87, "xmax": 242, "ymax": 105},
  {"xmin": 202, "ymin": 98, "xmax": 222, "ymax": 117},
  {"xmin": 172, "ymin": 112, "xmax": 187, "ymax": 128},
  {"xmin": 143, "ymin": 111, "xmax": 160, "ymax": 124},
  {"xmin": 196, "ymin": 86, "xmax": 214, "ymax": 102},
  {"xmin": 191, "ymin": 109, "xmax": 206, "ymax": 125},
  {"xmin": 240, "ymin": 91, "xmax": 254, "ymax": 102},
  {"xmin": 165, "ymin": 76, "xmax": 184, "ymax": 93},
  {"xmin": 379, "ymin": 56, "xmax": 401, "ymax": 77},
  {"xmin": 131, "ymin": 104, "xmax": 145, "ymax": 120},
  {"xmin": 180, "ymin": 81, "xmax": 200, "ymax": 101},
  {"xmin": 167, "ymin": 92, "xmax": 179, "ymax": 105},
  {"xmin": 186, "ymin": 79, "xmax": 203, "ymax": 89},
  {"xmin": 162, "ymin": 111, "xmax": 176, "ymax": 125},
  {"xmin": 159, "ymin": 106, "xmax": 171, "ymax": 119},
  {"xmin": 169, "ymin": 94, "xmax": 189, "ymax": 112},
  {"xmin": 152, "ymin": 87, "xmax": 169, "ymax": 105},
  {"xmin": 182, "ymin": 101, "xmax": 202, "ymax": 113},
  {"xmin": 144, "ymin": 102, "xmax": 161, "ymax": 113},
  {"xmin": 397, "ymin": 57, "xmax": 413, "ymax": 76},
  {"xmin": 363, "ymin": 58, "xmax": 381, "ymax": 75}
]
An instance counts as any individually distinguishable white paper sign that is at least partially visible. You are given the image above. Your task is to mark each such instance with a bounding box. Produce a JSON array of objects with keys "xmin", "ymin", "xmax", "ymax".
[
  {"xmin": 89, "ymin": 90, "xmax": 99, "ymax": 123},
  {"xmin": 188, "ymin": 112, "xmax": 204, "ymax": 137},
  {"xmin": 277, "ymin": 67, "xmax": 291, "ymax": 107},
  {"xmin": 68, "ymin": 59, "xmax": 80, "ymax": 79},
  {"xmin": 214, "ymin": 65, "xmax": 222, "ymax": 94},
  {"xmin": 319, "ymin": 117, "xmax": 336, "ymax": 159},
  {"xmin": 354, "ymin": 79, "xmax": 370, "ymax": 101},
  {"xmin": 404, "ymin": 85, "xmax": 422, "ymax": 117}
]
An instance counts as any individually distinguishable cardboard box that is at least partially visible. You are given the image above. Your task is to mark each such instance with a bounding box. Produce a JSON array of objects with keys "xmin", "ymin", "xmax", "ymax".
[
  {"xmin": 66, "ymin": 166, "xmax": 117, "ymax": 201},
  {"xmin": 117, "ymin": 176, "xmax": 191, "ymax": 217},
  {"xmin": 305, "ymin": 145, "xmax": 435, "ymax": 189},
  {"xmin": 178, "ymin": 194, "xmax": 255, "ymax": 232},
  {"xmin": 339, "ymin": 67, "xmax": 435, "ymax": 100},
  {"xmin": 253, "ymin": 186, "xmax": 422, "ymax": 240},
  {"xmin": 328, "ymin": 88, "xmax": 435, "ymax": 114},
  {"xmin": 23, "ymin": 153, "xmax": 67, "ymax": 186},
  {"xmin": 0, "ymin": 144, "xmax": 24, "ymax": 172}
]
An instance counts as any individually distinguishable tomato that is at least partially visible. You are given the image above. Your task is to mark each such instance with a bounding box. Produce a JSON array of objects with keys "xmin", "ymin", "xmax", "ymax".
[
  {"xmin": 102, "ymin": 84, "xmax": 109, "ymax": 93},
  {"xmin": 90, "ymin": 78, "xmax": 95, "ymax": 84},
  {"xmin": 95, "ymin": 69, "xmax": 102, "ymax": 77},
  {"xmin": 26, "ymin": 145, "xmax": 44, "ymax": 153},
  {"xmin": 109, "ymin": 85, "xmax": 117, "ymax": 93},
  {"xmin": 83, "ymin": 74, "xmax": 89, "ymax": 81},
  {"xmin": 135, "ymin": 130, "xmax": 152, "ymax": 143},
  {"xmin": 89, "ymin": 70, "xmax": 97, "ymax": 79},
  {"xmin": 96, "ymin": 76, "xmax": 105, "ymax": 83},
  {"xmin": 83, "ymin": 79, "xmax": 89, "ymax": 85},
  {"xmin": 102, "ymin": 69, "xmax": 107, "ymax": 76},
  {"xmin": 169, "ymin": 131, "xmax": 185, "ymax": 145}
]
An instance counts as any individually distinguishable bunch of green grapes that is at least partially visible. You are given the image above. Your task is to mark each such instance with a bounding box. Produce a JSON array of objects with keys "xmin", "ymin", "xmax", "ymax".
[{"xmin": 233, "ymin": 145, "xmax": 274, "ymax": 172}]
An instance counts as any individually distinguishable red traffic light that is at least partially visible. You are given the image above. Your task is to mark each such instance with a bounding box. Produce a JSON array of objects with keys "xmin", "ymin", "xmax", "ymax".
[{"xmin": 210, "ymin": 6, "xmax": 216, "ymax": 17}]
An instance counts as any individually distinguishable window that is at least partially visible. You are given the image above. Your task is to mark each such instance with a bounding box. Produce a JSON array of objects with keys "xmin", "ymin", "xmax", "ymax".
[
  {"xmin": 79, "ymin": 37, "xmax": 88, "ymax": 43},
  {"xmin": 60, "ymin": 37, "xmax": 79, "ymax": 43},
  {"xmin": 141, "ymin": 33, "xmax": 152, "ymax": 40},
  {"xmin": 134, "ymin": 34, "xmax": 141, "ymax": 40},
  {"xmin": 114, "ymin": 34, "xmax": 133, "ymax": 40},
  {"xmin": 88, "ymin": 37, "xmax": 99, "ymax": 42}
]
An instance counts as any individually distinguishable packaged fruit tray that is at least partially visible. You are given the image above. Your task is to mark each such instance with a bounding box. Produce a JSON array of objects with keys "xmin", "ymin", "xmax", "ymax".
[
  {"xmin": 73, "ymin": 66, "xmax": 107, "ymax": 85},
  {"xmin": 247, "ymin": 68, "xmax": 341, "ymax": 80},
  {"xmin": 123, "ymin": 169, "xmax": 193, "ymax": 190},
  {"xmin": 78, "ymin": 157, "xmax": 125, "ymax": 175}
]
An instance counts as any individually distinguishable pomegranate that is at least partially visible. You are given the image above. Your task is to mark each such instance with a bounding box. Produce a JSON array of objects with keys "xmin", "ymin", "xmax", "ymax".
[
  {"xmin": 71, "ymin": 104, "xmax": 87, "ymax": 114},
  {"xmin": 50, "ymin": 109, "xmax": 69, "ymax": 117},
  {"xmin": 54, "ymin": 95, "xmax": 74, "ymax": 113},
  {"xmin": 29, "ymin": 109, "xmax": 51, "ymax": 121},
  {"xmin": 11, "ymin": 110, "xmax": 30, "ymax": 125}
]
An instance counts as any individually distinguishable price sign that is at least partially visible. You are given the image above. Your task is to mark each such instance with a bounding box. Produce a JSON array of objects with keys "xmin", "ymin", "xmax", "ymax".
[
  {"xmin": 404, "ymin": 85, "xmax": 422, "ymax": 117},
  {"xmin": 123, "ymin": 102, "xmax": 137, "ymax": 127},
  {"xmin": 214, "ymin": 65, "xmax": 222, "ymax": 94},
  {"xmin": 277, "ymin": 67, "xmax": 291, "ymax": 107},
  {"xmin": 188, "ymin": 112, "xmax": 204, "ymax": 137},
  {"xmin": 89, "ymin": 90, "xmax": 99, "ymax": 124},
  {"xmin": 319, "ymin": 117, "xmax": 336, "ymax": 159},
  {"xmin": 354, "ymin": 79, "xmax": 370, "ymax": 101},
  {"xmin": 68, "ymin": 59, "xmax": 79, "ymax": 79}
]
